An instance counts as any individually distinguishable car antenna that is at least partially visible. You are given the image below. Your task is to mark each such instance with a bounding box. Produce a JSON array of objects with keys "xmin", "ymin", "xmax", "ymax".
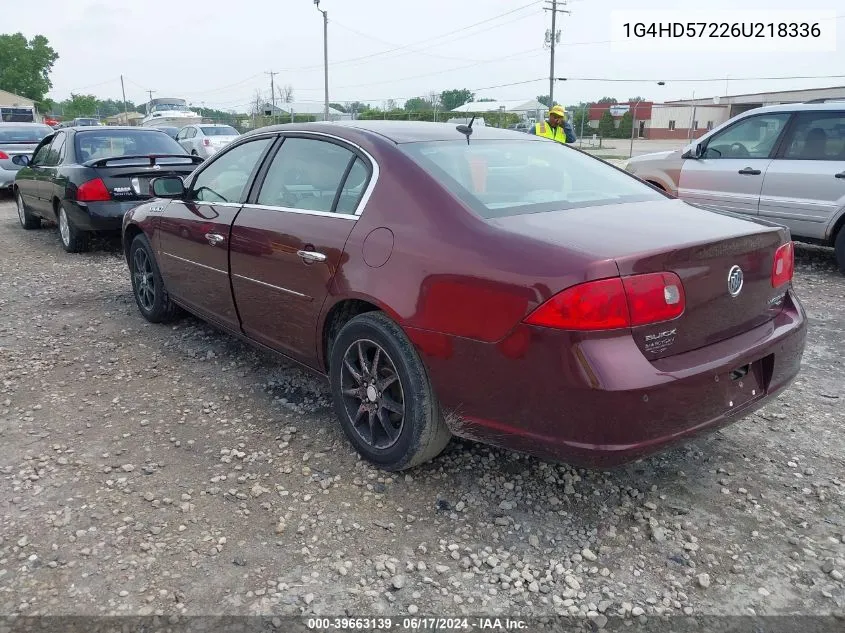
[{"xmin": 456, "ymin": 115, "xmax": 476, "ymax": 144}]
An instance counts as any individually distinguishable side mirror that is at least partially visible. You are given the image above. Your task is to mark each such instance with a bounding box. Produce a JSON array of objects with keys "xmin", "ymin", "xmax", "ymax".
[
  {"xmin": 150, "ymin": 176, "xmax": 186, "ymax": 198},
  {"xmin": 682, "ymin": 143, "xmax": 703, "ymax": 159},
  {"xmin": 12, "ymin": 155, "xmax": 30, "ymax": 166}
]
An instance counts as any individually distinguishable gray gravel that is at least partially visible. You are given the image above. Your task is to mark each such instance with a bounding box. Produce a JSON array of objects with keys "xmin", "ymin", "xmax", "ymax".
[{"xmin": 0, "ymin": 198, "xmax": 843, "ymax": 619}]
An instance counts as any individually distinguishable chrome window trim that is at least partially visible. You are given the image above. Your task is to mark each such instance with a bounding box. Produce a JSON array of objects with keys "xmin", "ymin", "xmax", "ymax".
[
  {"xmin": 232, "ymin": 273, "xmax": 309, "ymax": 299},
  {"xmin": 241, "ymin": 203, "xmax": 357, "ymax": 220},
  {"xmin": 254, "ymin": 130, "xmax": 380, "ymax": 218},
  {"xmin": 163, "ymin": 251, "xmax": 227, "ymax": 275}
]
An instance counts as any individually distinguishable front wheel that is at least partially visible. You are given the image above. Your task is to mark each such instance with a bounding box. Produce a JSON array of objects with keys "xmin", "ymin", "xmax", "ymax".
[
  {"xmin": 57, "ymin": 204, "xmax": 89, "ymax": 253},
  {"xmin": 16, "ymin": 191, "xmax": 40, "ymax": 230},
  {"xmin": 129, "ymin": 233, "xmax": 181, "ymax": 323},
  {"xmin": 329, "ymin": 312, "xmax": 451, "ymax": 471},
  {"xmin": 835, "ymin": 227, "xmax": 845, "ymax": 275}
]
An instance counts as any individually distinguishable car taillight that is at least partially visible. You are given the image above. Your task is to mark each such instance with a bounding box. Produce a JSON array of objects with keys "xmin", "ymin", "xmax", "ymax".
[
  {"xmin": 0, "ymin": 151, "xmax": 9, "ymax": 159},
  {"xmin": 524, "ymin": 272, "xmax": 685, "ymax": 331},
  {"xmin": 76, "ymin": 178, "xmax": 111, "ymax": 202},
  {"xmin": 771, "ymin": 241, "xmax": 794, "ymax": 288},
  {"xmin": 203, "ymin": 138, "xmax": 211, "ymax": 146}
]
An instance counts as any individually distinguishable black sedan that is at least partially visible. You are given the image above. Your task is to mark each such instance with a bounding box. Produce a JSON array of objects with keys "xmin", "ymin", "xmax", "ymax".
[{"xmin": 13, "ymin": 126, "xmax": 202, "ymax": 252}]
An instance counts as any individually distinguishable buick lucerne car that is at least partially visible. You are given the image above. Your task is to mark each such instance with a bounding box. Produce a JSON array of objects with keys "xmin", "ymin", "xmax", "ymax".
[
  {"xmin": 626, "ymin": 102, "xmax": 845, "ymax": 273},
  {"xmin": 13, "ymin": 126, "xmax": 202, "ymax": 252},
  {"xmin": 122, "ymin": 121, "xmax": 807, "ymax": 471}
]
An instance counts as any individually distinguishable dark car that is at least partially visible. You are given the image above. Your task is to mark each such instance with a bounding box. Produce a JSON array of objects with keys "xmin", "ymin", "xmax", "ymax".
[
  {"xmin": 122, "ymin": 121, "xmax": 807, "ymax": 471},
  {"xmin": 153, "ymin": 126, "xmax": 181, "ymax": 140},
  {"xmin": 13, "ymin": 126, "xmax": 202, "ymax": 252}
]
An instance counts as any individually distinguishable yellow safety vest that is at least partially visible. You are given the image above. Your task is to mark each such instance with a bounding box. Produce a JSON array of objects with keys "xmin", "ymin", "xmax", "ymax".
[{"xmin": 535, "ymin": 121, "xmax": 567, "ymax": 143}]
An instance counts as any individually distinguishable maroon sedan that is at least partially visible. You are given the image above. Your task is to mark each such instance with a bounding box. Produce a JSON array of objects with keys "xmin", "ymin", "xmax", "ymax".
[{"xmin": 122, "ymin": 121, "xmax": 807, "ymax": 471}]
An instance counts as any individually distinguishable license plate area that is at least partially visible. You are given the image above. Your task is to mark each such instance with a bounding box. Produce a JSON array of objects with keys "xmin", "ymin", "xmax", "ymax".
[{"xmin": 720, "ymin": 354, "xmax": 773, "ymax": 409}]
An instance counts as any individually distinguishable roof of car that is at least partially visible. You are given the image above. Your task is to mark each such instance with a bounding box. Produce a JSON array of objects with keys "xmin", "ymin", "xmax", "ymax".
[
  {"xmin": 244, "ymin": 120, "xmax": 540, "ymax": 144},
  {"xmin": 0, "ymin": 121, "xmax": 51, "ymax": 127},
  {"xmin": 746, "ymin": 101, "xmax": 845, "ymax": 114},
  {"xmin": 63, "ymin": 126, "xmax": 170, "ymax": 133}
]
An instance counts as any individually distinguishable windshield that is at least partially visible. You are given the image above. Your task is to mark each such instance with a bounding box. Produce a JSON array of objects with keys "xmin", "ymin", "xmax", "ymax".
[
  {"xmin": 0, "ymin": 125, "xmax": 53, "ymax": 144},
  {"xmin": 201, "ymin": 126, "xmax": 238, "ymax": 136},
  {"xmin": 401, "ymin": 139, "xmax": 664, "ymax": 219},
  {"xmin": 75, "ymin": 129, "xmax": 188, "ymax": 162},
  {"xmin": 152, "ymin": 102, "xmax": 189, "ymax": 112}
]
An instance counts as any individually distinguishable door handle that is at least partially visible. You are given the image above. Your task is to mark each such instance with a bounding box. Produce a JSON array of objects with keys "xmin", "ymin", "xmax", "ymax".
[
  {"xmin": 297, "ymin": 249, "xmax": 327, "ymax": 263},
  {"xmin": 738, "ymin": 167, "xmax": 761, "ymax": 175},
  {"xmin": 205, "ymin": 232, "xmax": 225, "ymax": 246},
  {"xmin": 835, "ymin": 171, "xmax": 845, "ymax": 179}
]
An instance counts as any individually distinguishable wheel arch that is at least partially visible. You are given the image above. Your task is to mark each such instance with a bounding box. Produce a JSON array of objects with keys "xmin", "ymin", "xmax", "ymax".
[{"xmin": 319, "ymin": 294, "xmax": 402, "ymax": 373}]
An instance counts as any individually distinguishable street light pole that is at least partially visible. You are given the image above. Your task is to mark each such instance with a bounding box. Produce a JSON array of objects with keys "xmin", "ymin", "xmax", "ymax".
[
  {"xmin": 629, "ymin": 98, "xmax": 640, "ymax": 158},
  {"xmin": 315, "ymin": 0, "xmax": 329, "ymax": 121}
]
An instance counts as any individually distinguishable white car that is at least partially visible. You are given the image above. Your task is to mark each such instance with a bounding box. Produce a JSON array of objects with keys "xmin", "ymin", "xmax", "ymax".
[
  {"xmin": 626, "ymin": 102, "xmax": 845, "ymax": 272},
  {"xmin": 176, "ymin": 124, "xmax": 240, "ymax": 158}
]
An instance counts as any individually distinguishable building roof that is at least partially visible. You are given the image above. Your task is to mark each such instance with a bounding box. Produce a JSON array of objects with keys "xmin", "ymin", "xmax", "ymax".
[
  {"xmin": 666, "ymin": 85, "xmax": 845, "ymax": 106},
  {"xmin": 450, "ymin": 99, "xmax": 549, "ymax": 113},
  {"xmin": 0, "ymin": 89, "xmax": 36, "ymax": 107}
]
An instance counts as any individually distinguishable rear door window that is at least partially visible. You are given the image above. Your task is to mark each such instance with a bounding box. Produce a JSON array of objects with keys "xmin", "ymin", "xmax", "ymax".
[{"xmin": 781, "ymin": 111, "xmax": 845, "ymax": 160}]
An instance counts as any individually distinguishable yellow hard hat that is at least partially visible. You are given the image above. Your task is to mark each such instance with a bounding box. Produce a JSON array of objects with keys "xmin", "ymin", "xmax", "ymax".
[{"xmin": 549, "ymin": 105, "xmax": 565, "ymax": 117}]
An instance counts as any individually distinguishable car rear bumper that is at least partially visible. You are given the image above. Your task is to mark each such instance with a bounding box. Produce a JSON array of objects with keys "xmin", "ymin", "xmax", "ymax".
[
  {"xmin": 64, "ymin": 200, "xmax": 144, "ymax": 231},
  {"xmin": 411, "ymin": 289, "xmax": 807, "ymax": 467},
  {"xmin": 0, "ymin": 165, "xmax": 21, "ymax": 188}
]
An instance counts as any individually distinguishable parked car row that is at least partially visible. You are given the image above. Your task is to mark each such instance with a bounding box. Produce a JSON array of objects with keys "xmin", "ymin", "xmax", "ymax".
[
  {"xmin": 626, "ymin": 100, "xmax": 845, "ymax": 273},
  {"xmin": 7, "ymin": 117, "xmax": 808, "ymax": 472}
]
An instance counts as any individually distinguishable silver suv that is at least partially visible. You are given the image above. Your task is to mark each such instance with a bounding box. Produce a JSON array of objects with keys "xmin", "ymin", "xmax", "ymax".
[{"xmin": 626, "ymin": 102, "xmax": 845, "ymax": 272}]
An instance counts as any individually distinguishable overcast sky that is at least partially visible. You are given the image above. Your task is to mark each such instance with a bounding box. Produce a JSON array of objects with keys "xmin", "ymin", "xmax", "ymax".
[{"xmin": 11, "ymin": 0, "xmax": 845, "ymax": 110}]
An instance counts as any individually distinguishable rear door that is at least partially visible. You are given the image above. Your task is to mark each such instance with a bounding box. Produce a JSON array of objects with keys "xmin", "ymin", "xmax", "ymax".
[
  {"xmin": 176, "ymin": 127, "xmax": 192, "ymax": 154},
  {"xmin": 758, "ymin": 110, "xmax": 845, "ymax": 241},
  {"xmin": 39, "ymin": 131, "xmax": 67, "ymax": 206},
  {"xmin": 678, "ymin": 112, "xmax": 792, "ymax": 216},
  {"xmin": 230, "ymin": 135, "xmax": 372, "ymax": 365},
  {"xmin": 157, "ymin": 135, "xmax": 275, "ymax": 330}
]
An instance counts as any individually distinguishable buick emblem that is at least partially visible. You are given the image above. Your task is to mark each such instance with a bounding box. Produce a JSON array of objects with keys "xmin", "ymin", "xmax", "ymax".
[{"xmin": 727, "ymin": 265, "xmax": 744, "ymax": 297}]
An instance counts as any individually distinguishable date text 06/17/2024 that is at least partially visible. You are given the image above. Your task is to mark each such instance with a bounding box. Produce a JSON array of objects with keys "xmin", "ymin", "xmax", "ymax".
[{"xmin": 306, "ymin": 617, "xmax": 528, "ymax": 631}]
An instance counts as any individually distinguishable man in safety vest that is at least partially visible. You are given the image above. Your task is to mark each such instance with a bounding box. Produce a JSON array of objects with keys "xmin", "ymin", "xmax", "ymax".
[{"xmin": 530, "ymin": 104, "xmax": 576, "ymax": 143}]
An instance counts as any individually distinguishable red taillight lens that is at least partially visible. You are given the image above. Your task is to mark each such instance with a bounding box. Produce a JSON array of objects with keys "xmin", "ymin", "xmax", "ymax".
[
  {"xmin": 0, "ymin": 151, "xmax": 9, "ymax": 159},
  {"xmin": 622, "ymin": 271, "xmax": 685, "ymax": 326},
  {"xmin": 771, "ymin": 241, "xmax": 794, "ymax": 288},
  {"xmin": 524, "ymin": 272, "xmax": 686, "ymax": 331},
  {"xmin": 76, "ymin": 178, "xmax": 111, "ymax": 202},
  {"xmin": 203, "ymin": 138, "xmax": 211, "ymax": 146},
  {"xmin": 524, "ymin": 277, "xmax": 631, "ymax": 331}
]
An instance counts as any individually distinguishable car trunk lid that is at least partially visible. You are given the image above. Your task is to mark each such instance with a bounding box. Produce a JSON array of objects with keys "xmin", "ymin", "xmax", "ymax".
[
  {"xmin": 84, "ymin": 154, "xmax": 201, "ymax": 201},
  {"xmin": 489, "ymin": 198, "xmax": 790, "ymax": 359}
]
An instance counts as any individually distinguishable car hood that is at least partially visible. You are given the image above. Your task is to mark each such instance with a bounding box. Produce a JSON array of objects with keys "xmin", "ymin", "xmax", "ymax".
[{"xmin": 628, "ymin": 149, "xmax": 680, "ymax": 164}]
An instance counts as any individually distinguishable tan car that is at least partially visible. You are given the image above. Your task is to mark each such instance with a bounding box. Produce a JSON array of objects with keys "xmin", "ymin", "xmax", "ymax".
[{"xmin": 626, "ymin": 102, "xmax": 845, "ymax": 273}]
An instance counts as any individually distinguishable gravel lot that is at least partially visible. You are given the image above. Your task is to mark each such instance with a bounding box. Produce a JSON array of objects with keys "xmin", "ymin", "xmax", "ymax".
[{"xmin": 0, "ymin": 197, "xmax": 843, "ymax": 624}]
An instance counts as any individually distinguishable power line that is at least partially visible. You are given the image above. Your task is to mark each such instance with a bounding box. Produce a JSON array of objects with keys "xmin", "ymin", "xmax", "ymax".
[{"xmin": 556, "ymin": 74, "xmax": 845, "ymax": 83}]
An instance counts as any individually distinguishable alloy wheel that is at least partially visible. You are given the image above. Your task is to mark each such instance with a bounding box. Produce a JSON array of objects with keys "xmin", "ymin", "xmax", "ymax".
[
  {"xmin": 16, "ymin": 194, "xmax": 25, "ymax": 226},
  {"xmin": 340, "ymin": 339, "xmax": 405, "ymax": 450},
  {"xmin": 58, "ymin": 207, "xmax": 70, "ymax": 246},
  {"xmin": 132, "ymin": 247, "xmax": 156, "ymax": 312}
]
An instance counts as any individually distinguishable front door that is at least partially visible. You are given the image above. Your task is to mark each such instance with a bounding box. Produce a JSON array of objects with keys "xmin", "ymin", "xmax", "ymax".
[
  {"xmin": 19, "ymin": 135, "xmax": 55, "ymax": 215},
  {"xmin": 758, "ymin": 110, "xmax": 845, "ymax": 241},
  {"xmin": 678, "ymin": 112, "xmax": 792, "ymax": 216},
  {"xmin": 157, "ymin": 135, "xmax": 275, "ymax": 330},
  {"xmin": 230, "ymin": 135, "xmax": 372, "ymax": 366}
]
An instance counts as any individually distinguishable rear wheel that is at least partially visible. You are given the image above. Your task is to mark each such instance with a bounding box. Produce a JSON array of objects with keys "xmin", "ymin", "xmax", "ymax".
[
  {"xmin": 835, "ymin": 227, "xmax": 845, "ymax": 275},
  {"xmin": 329, "ymin": 312, "xmax": 451, "ymax": 471},
  {"xmin": 129, "ymin": 233, "xmax": 180, "ymax": 323},
  {"xmin": 57, "ymin": 204, "xmax": 89, "ymax": 253},
  {"xmin": 16, "ymin": 191, "xmax": 40, "ymax": 230}
]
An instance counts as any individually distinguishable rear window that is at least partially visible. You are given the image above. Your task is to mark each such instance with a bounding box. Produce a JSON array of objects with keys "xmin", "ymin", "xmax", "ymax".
[
  {"xmin": 0, "ymin": 125, "xmax": 53, "ymax": 143},
  {"xmin": 400, "ymin": 139, "xmax": 664, "ymax": 219},
  {"xmin": 201, "ymin": 126, "xmax": 238, "ymax": 136},
  {"xmin": 75, "ymin": 129, "xmax": 188, "ymax": 162}
]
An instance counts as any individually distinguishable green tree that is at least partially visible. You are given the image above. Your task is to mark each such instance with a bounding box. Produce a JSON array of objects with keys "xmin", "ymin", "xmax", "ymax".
[
  {"xmin": 439, "ymin": 88, "xmax": 474, "ymax": 111},
  {"xmin": 0, "ymin": 33, "xmax": 59, "ymax": 104},
  {"xmin": 536, "ymin": 94, "xmax": 552, "ymax": 108},
  {"xmin": 569, "ymin": 104, "xmax": 589, "ymax": 136},
  {"xmin": 627, "ymin": 96, "xmax": 645, "ymax": 102},
  {"xmin": 345, "ymin": 101, "xmax": 368, "ymax": 113},
  {"xmin": 597, "ymin": 96, "xmax": 618, "ymax": 104},
  {"xmin": 598, "ymin": 110, "xmax": 616, "ymax": 138},
  {"xmin": 404, "ymin": 97, "xmax": 432, "ymax": 112},
  {"xmin": 329, "ymin": 102, "xmax": 347, "ymax": 113},
  {"xmin": 617, "ymin": 110, "xmax": 633, "ymax": 139},
  {"xmin": 60, "ymin": 94, "xmax": 99, "ymax": 119},
  {"xmin": 476, "ymin": 97, "xmax": 495, "ymax": 103}
]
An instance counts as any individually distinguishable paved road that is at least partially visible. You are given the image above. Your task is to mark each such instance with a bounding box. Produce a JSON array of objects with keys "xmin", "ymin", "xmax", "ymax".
[{"xmin": 0, "ymin": 197, "xmax": 843, "ymax": 622}]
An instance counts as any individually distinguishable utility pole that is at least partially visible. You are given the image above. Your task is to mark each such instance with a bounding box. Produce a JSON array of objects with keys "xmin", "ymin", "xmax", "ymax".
[
  {"xmin": 266, "ymin": 71, "xmax": 278, "ymax": 123},
  {"xmin": 315, "ymin": 0, "xmax": 329, "ymax": 121},
  {"xmin": 120, "ymin": 75, "xmax": 128, "ymax": 116},
  {"xmin": 544, "ymin": 0, "xmax": 569, "ymax": 106},
  {"xmin": 147, "ymin": 90, "xmax": 155, "ymax": 103}
]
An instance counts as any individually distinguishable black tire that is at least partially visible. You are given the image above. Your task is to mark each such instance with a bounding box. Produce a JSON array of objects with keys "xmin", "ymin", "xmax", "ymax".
[
  {"xmin": 15, "ymin": 190, "xmax": 40, "ymax": 230},
  {"xmin": 129, "ymin": 233, "xmax": 181, "ymax": 323},
  {"xmin": 835, "ymin": 227, "xmax": 845, "ymax": 275},
  {"xmin": 57, "ymin": 203, "xmax": 89, "ymax": 253},
  {"xmin": 329, "ymin": 312, "xmax": 451, "ymax": 471}
]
